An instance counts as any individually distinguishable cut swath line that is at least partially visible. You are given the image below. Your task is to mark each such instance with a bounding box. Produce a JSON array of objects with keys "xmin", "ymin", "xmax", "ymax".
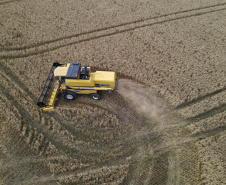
[{"xmin": 0, "ymin": 5, "xmax": 225, "ymax": 59}]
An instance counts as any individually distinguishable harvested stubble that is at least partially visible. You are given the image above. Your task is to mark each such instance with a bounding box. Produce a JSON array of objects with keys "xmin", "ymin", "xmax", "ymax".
[
  {"xmin": 0, "ymin": 93, "xmax": 53, "ymax": 184},
  {"xmin": 56, "ymin": 106, "xmax": 119, "ymax": 128},
  {"xmin": 58, "ymin": 163, "xmax": 129, "ymax": 184},
  {"xmin": 0, "ymin": 92, "xmax": 21, "ymax": 123},
  {"xmin": 55, "ymin": 106, "xmax": 124, "ymax": 146},
  {"xmin": 0, "ymin": 78, "xmax": 59, "ymax": 156},
  {"xmin": 0, "ymin": 93, "xmax": 22, "ymax": 137},
  {"xmin": 47, "ymin": 156, "xmax": 89, "ymax": 175},
  {"xmin": 196, "ymin": 131, "xmax": 226, "ymax": 184},
  {"xmin": 167, "ymin": 143, "xmax": 200, "ymax": 185}
]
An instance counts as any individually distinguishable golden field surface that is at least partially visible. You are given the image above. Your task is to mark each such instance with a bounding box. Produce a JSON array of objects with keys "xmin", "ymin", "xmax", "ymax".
[{"xmin": 0, "ymin": 0, "xmax": 225, "ymax": 184}]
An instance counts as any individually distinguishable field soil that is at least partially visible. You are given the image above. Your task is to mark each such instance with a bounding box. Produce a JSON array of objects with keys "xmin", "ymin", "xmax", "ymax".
[{"xmin": 0, "ymin": 0, "xmax": 225, "ymax": 184}]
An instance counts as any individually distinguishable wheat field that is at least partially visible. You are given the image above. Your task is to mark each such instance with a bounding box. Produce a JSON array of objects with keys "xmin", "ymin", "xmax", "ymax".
[{"xmin": 0, "ymin": 0, "xmax": 225, "ymax": 184}]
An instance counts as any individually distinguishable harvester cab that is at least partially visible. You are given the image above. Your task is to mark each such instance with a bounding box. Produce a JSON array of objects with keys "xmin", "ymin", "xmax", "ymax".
[{"xmin": 37, "ymin": 62, "xmax": 118, "ymax": 111}]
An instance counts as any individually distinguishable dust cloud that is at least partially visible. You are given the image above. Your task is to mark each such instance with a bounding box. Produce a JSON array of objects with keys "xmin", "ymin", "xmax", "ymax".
[{"xmin": 117, "ymin": 79, "xmax": 167, "ymax": 123}]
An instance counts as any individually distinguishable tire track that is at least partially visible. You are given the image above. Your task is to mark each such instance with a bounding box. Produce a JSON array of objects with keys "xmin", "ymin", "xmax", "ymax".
[
  {"xmin": 1, "ymin": 4, "xmax": 225, "ymax": 59},
  {"xmin": 2, "ymin": 3, "xmax": 226, "ymax": 51},
  {"xmin": 0, "ymin": 83, "xmax": 131, "ymax": 182},
  {"xmin": 0, "ymin": 155, "xmax": 64, "ymax": 169},
  {"xmin": 0, "ymin": 64, "xmax": 135, "ymax": 165},
  {"xmin": 16, "ymin": 162, "xmax": 127, "ymax": 185},
  {"xmin": 186, "ymin": 104, "xmax": 226, "ymax": 123},
  {"xmin": 0, "ymin": 85, "xmax": 95, "ymax": 162},
  {"xmin": 0, "ymin": 82, "xmax": 117, "ymax": 164},
  {"xmin": 0, "ymin": 0, "xmax": 22, "ymax": 5},
  {"xmin": 176, "ymin": 87, "xmax": 226, "ymax": 109},
  {"xmin": 124, "ymin": 127, "xmax": 221, "ymax": 185},
  {"xmin": 0, "ymin": 63, "xmax": 134, "ymax": 151},
  {"xmin": 0, "ymin": 63, "xmax": 109, "ymax": 146},
  {"xmin": 0, "ymin": 80, "xmax": 119, "ymax": 165},
  {"xmin": 1, "ymin": 62, "xmax": 225, "ymax": 184}
]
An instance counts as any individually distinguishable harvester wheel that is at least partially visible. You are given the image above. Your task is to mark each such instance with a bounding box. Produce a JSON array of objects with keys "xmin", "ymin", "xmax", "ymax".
[
  {"xmin": 91, "ymin": 93, "xmax": 100, "ymax": 100},
  {"xmin": 64, "ymin": 91, "xmax": 77, "ymax": 100}
]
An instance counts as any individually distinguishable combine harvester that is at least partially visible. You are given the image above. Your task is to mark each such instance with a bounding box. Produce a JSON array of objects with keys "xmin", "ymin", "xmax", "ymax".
[{"xmin": 37, "ymin": 62, "xmax": 118, "ymax": 111}]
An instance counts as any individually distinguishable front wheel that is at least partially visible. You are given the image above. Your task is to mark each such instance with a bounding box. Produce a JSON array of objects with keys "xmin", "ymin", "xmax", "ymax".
[
  {"xmin": 91, "ymin": 93, "xmax": 100, "ymax": 100},
  {"xmin": 64, "ymin": 91, "xmax": 77, "ymax": 100}
]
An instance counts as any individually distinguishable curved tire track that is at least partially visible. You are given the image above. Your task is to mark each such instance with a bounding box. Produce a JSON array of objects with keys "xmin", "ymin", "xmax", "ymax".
[
  {"xmin": 0, "ymin": 85, "xmax": 82, "ymax": 159},
  {"xmin": 0, "ymin": 64, "xmax": 138, "ymax": 166}
]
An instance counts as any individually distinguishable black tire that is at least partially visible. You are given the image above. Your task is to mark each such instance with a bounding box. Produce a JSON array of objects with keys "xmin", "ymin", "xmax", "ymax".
[
  {"xmin": 91, "ymin": 93, "xmax": 100, "ymax": 100},
  {"xmin": 64, "ymin": 91, "xmax": 77, "ymax": 100}
]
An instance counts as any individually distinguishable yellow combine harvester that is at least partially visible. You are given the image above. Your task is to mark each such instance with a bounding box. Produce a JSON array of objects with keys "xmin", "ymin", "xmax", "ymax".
[{"xmin": 37, "ymin": 62, "xmax": 118, "ymax": 111}]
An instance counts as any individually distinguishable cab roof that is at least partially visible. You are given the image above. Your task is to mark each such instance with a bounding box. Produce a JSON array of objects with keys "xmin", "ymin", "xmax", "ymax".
[{"xmin": 66, "ymin": 63, "xmax": 81, "ymax": 79}]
